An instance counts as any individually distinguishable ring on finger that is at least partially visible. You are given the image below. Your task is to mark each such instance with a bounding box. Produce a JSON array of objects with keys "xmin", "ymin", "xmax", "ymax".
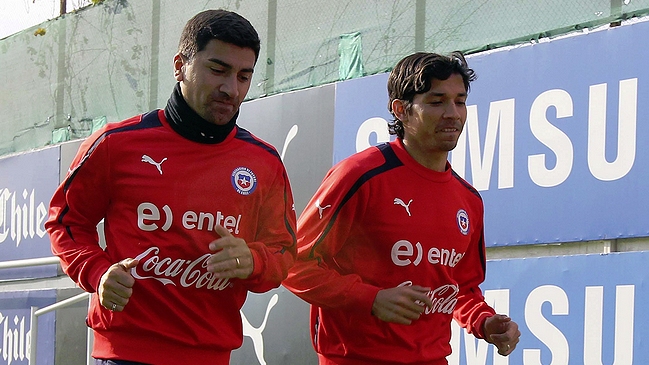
[
  {"xmin": 235, "ymin": 257, "xmax": 241, "ymax": 268},
  {"xmin": 111, "ymin": 303, "xmax": 117, "ymax": 311},
  {"xmin": 506, "ymin": 344, "xmax": 511, "ymax": 351}
]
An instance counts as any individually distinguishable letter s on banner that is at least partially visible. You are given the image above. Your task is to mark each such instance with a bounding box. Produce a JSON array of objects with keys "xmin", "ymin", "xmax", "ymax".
[
  {"xmin": 356, "ymin": 117, "xmax": 391, "ymax": 153},
  {"xmin": 527, "ymin": 89, "xmax": 574, "ymax": 188},
  {"xmin": 524, "ymin": 285, "xmax": 569, "ymax": 365}
]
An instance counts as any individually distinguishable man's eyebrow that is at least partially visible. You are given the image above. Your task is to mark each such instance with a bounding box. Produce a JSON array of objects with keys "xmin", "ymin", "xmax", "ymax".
[
  {"xmin": 429, "ymin": 91, "xmax": 468, "ymax": 97},
  {"xmin": 208, "ymin": 58, "xmax": 254, "ymax": 74}
]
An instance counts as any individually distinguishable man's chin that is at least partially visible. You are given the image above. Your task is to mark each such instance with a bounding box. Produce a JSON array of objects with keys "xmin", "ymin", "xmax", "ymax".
[
  {"xmin": 207, "ymin": 111, "xmax": 238, "ymax": 125},
  {"xmin": 444, "ymin": 141, "xmax": 460, "ymax": 152}
]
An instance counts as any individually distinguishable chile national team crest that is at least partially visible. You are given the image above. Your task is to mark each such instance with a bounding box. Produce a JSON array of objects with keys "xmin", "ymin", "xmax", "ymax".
[
  {"xmin": 231, "ymin": 167, "xmax": 258, "ymax": 195},
  {"xmin": 456, "ymin": 209, "xmax": 470, "ymax": 235}
]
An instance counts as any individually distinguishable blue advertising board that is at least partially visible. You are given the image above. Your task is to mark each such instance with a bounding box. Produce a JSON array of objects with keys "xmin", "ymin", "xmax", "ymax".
[
  {"xmin": 333, "ymin": 20, "xmax": 649, "ymax": 246},
  {"xmin": 0, "ymin": 290, "xmax": 56, "ymax": 365},
  {"xmin": 231, "ymin": 253, "xmax": 646, "ymax": 365},
  {"xmin": 0, "ymin": 146, "xmax": 60, "ymax": 279},
  {"xmin": 448, "ymin": 251, "xmax": 646, "ymax": 365}
]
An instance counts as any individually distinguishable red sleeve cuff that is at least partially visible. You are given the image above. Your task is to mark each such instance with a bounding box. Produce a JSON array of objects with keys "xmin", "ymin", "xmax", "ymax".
[
  {"xmin": 475, "ymin": 312, "xmax": 495, "ymax": 340},
  {"xmin": 249, "ymin": 249, "xmax": 263, "ymax": 279},
  {"xmin": 349, "ymin": 282, "xmax": 381, "ymax": 315},
  {"xmin": 87, "ymin": 260, "xmax": 112, "ymax": 293}
]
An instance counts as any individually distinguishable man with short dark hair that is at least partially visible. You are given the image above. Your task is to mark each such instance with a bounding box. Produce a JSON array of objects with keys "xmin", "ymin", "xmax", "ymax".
[
  {"xmin": 46, "ymin": 9, "xmax": 296, "ymax": 365},
  {"xmin": 284, "ymin": 51, "xmax": 520, "ymax": 365}
]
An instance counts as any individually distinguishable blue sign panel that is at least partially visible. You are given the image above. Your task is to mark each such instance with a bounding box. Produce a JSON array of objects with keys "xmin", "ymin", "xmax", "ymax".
[
  {"xmin": 0, "ymin": 290, "xmax": 56, "ymax": 365},
  {"xmin": 0, "ymin": 146, "xmax": 60, "ymax": 279},
  {"xmin": 333, "ymin": 73, "xmax": 394, "ymax": 164},
  {"xmin": 463, "ymin": 21, "xmax": 649, "ymax": 246},
  {"xmin": 447, "ymin": 251, "xmax": 646, "ymax": 365},
  {"xmin": 333, "ymin": 20, "xmax": 649, "ymax": 246}
]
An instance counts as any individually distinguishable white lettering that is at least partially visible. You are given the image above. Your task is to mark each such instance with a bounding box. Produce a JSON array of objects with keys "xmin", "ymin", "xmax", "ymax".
[
  {"xmin": 524, "ymin": 285, "xmax": 569, "ymax": 365},
  {"xmin": 139, "ymin": 202, "xmax": 241, "ymax": 234},
  {"xmin": 391, "ymin": 240, "xmax": 414, "ymax": 266},
  {"xmin": 36, "ymin": 203, "xmax": 47, "ymax": 238},
  {"xmin": 414, "ymin": 242, "xmax": 423, "ymax": 266},
  {"xmin": 137, "ymin": 202, "xmax": 162, "ymax": 231},
  {"xmin": 197, "ymin": 212, "xmax": 214, "ymax": 231},
  {"xmin": 161, "ymin": 205, "xmax": 172, "ymax": 231},
  {"xmin": 0, "ymin": 313, "xmax": 30, "ymax": 365},
  {"xmin": 588, "ymin": 78, "xmax": 637, "ymax": 181},
  {"xmin": 425, "ymin": 284, "xmax": 459, "ymax": 315},
  {"xmin": 453, "ymin": 100, "xmax": 515, "ymax": 191},
  {"xmin": 448, "ymin": 285, "xmax": 637, "ymax": 365},
  {"xmin": 223, "ymin": 215, "xmax": 238, "ymax": 232},
  {"xmin": 182, "ymin": 210, "xmax": 197, "ymax": 229},
  {"xmin": 450, "ymin": 79, "xmax": 637, "ymax": 190},
  {"xmin": 0, "ymin": 188, "xmax": 48, "ymax": 247},
  {"xmin": 356, "ymin": 117, "xmax": 391, "ymax": 153},
  {"xmin": 397, "ymin": 281, "xmax": 459, "ymax": 315},
  {"xmin": 0, "ymin": 189, "xmax": 10, "ymax": 243},
  {"xmin": 584, "ymin": 285, "xmax": 634, "ymax": 365},
  {"xmin": 428, "ymin": 247, "xmax": 464, "ymax": 267},
  {"xmin": 391, "ymin": 240, "xmax": 464, "ymax": 268},
  {"xmin": 528, "ymin": 89, "xmax": 574, "ymax": 188},
  {"xmin": 428, "ymin": 247, "xmax": 440, "ymax": 264},
  {"xmin": 132, "ymin": 247, "xmax": 230, "ymax": 290},
  {"xmin": 215, "ymin": 211, "xmax": 225, "ymax": 228}
]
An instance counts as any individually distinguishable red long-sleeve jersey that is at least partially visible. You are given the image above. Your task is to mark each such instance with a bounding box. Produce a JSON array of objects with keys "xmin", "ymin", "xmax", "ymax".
[
  {"xmin": 46, "ymin": 109, "xmax": 296, "ymax": 364},
  {"xmin": 283, "ymin": 139, "xmax": 495, "ymax": 365}
]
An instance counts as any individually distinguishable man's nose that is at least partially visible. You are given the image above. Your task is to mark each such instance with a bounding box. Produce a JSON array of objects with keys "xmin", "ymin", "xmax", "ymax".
[
  {"xmin": 219, "ymin": 74, "xmax": 239, "ymax": 99},
  {"xmin": 443, "ymin": 102, "xmax": 462, "ymax": 119}
]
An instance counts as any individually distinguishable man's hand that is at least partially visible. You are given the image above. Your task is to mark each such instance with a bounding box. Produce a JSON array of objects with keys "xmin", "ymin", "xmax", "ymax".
[
  {"xmin": 206, "ymin": 225, "xmax": 254, "ymax": 279},
  {"xmin": 98, "ymin": 258, "xmax": 139, "ymax": 312},
  {"xmin": 371, "ymin": 285, "xmax": 433, "ymax": 325},
  {"xmin": 484, "ymin": 314, "xmax": 521, "ymax": 356}
]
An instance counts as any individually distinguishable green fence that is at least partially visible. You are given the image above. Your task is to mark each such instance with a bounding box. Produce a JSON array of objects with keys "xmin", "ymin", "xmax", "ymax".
[{"xmin": 1, "ymin": 0, "xmax": 648, "ymax": 156}]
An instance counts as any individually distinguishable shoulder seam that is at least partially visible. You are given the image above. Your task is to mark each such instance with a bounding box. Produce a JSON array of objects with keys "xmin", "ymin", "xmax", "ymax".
[
  {"xmin": 309, "ymin": 144, "xmax": 403, "ymax": 258},
  {"xmin": 234, "ymin": 127, "xmax": 281, "ymax": 161}
]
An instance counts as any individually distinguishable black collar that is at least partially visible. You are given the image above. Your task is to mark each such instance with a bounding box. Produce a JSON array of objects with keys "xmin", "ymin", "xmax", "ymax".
[{"xmin": 164, "ymin": 83, "xmax": 238, "ymax": 144}]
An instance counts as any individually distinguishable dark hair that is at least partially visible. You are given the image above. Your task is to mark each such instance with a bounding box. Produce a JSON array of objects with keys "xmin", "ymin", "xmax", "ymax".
[
  {"xmin": 178, "ymin": 9, "xmax": 261, "ymax": 63},
  {"xmin": 387, "ymin": 51, "xmax": 476, "ymax": 139}
]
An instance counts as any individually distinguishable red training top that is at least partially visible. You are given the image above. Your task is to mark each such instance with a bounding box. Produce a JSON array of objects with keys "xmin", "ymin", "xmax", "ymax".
[
  {"xmin": 47, "ymin": 110, "xmax": 296, "ymax": 365},
  {"xmin": 284, "ymin": 139, "xmax": 495, "ymax": 365}
]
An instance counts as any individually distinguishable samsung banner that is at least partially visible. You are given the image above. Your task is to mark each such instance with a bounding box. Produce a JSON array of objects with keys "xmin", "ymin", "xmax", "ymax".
[
  {"xmin": 450, "ymin": 250, "xmax": 646, "ymax": 365},
  {"xmin": 0, "ymin": 147, "xmax": 59, "ymax": 280},
  {"xmin": 233, "ymin": 251, "xmax": 647, "ymax": 365},
  {"xmin": 333, "ymin": 20, "xmax": 649, "ymax": 246}
]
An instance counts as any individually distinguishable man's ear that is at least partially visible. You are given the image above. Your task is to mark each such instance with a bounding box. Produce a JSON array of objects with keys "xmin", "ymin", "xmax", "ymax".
[
  {"xmin": 391, "ymin": 99, "xmax": 407, "ymax": 122},
  {"xmin": 173, "ymin": 53, "xmax": 185, "ymax": 82}
]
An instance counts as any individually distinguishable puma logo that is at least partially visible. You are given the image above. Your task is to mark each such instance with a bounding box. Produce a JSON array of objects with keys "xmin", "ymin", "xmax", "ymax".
[
  {"xmin": 315, "ymin": 199, "xmax": 332, "ymax": 219},
  {"xmin": 141, "ymin": 154, "xmax": 167, "ymax": 175},
  {"xmin": 241, "ymin": 293, "xmax": 279, "ymax": 365},
  {"xmin": 394, "ymin": 198, "xmax": 413, "ymax": 217}
]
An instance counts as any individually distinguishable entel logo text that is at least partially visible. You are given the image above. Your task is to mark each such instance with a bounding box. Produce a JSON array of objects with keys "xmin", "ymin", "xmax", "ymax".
[
  {"xmin": 391, "ymin": 239, "xmax": 464, "ymax": 267},
  {"xmin": 137, "ymin": 202, "xmax": 241, "ymax": 234}
]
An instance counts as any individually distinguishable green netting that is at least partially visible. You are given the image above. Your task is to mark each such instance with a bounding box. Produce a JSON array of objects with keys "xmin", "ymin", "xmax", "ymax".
[
  {"xmin": 338, "ymin": 32, "xmax": 365, "ymax": 80},
  {"xmin": 1, "ymin": 0, "xmax": 648, "ymax": 156}
]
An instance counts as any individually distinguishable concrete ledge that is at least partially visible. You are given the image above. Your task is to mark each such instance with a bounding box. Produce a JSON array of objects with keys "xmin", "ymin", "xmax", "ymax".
[{"xmin": 487, "ymin": 237, "xmax": 649, "ymax": 260}]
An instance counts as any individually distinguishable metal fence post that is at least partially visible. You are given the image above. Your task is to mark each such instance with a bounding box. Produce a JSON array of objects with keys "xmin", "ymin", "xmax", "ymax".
[{"xmin": 29, "ymin": 306, "xmax": 39, "ymax": 365}]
